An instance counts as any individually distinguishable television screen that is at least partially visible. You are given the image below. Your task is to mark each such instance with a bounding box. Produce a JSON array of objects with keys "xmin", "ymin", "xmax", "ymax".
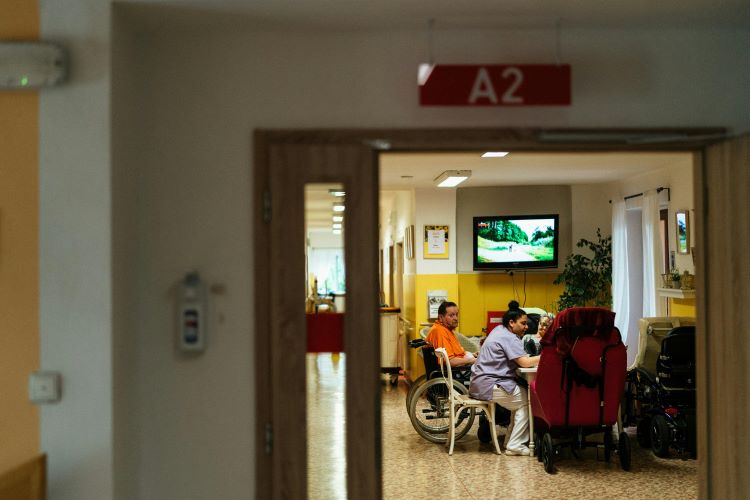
[{"xmin": 473, "ymin": 214, "xmax": 559, "ymax": 270}]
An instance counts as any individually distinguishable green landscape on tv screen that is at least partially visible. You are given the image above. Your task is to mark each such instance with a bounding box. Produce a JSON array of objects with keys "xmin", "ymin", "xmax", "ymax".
[{"xmin": 474, "ymin": 216, "xmax": 558, "ymax": 268}]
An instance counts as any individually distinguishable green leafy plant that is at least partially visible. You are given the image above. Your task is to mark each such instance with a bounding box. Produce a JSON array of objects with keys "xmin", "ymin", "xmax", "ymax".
[
  {"xmin": 670, "ymin": 267, "xmax": 681, "ymax": 281},
  {"xmin": 553, "ymin": 228, "xmax": 612, "ymax": 311}
]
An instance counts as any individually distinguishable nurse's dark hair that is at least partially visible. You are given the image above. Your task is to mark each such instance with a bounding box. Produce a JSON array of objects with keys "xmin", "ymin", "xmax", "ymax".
[
  {"xmin": 437, "ymin": 301, "xmax": 457, "ymax": 317},
  {"xmin": 502, "ymin": 300, "xmax": 526, "ymax": 328}
]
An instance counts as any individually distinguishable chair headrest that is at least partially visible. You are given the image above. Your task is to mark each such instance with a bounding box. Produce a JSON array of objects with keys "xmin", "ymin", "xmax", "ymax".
[{"xmin": 542, "ymin": 307, "xmax": 620, "ymax": 355}]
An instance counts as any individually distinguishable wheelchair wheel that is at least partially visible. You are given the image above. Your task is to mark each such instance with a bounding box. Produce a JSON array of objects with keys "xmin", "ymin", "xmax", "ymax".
[
  {"xmin": 535, "ymin": 432, "xmax": 543, "ymax": 462},
  {"xmin": 408, "ymin": 377, "xmax": 475, "ymax": 444},
  {"xmin": 405, "ymin": 374, "xmax": 426, "ymax": 413},
  {"xmin": 542, "ymin": 433, "xmax": 554, "ymax": 473},
  {"xmin": 618, "ymin": 431, "xmax": 632, "ymax": 471},
  {"xmin": 636, "ymin": 417, "xmax": 651, "ymax": 448},
  {"xmin": 650, "ymin": 414, "xmax": 672, "ymax": 458}
]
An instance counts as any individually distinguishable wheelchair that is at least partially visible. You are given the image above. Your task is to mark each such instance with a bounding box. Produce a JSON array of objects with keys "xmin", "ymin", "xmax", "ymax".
[
  {"xmin": 406, "ymin": 336, "xmax": 511, "ymax": 444},
  {"xmin": 530, "ymin": 307, "xmax": 631, "ymax": 473},
  {"xmin": 406, "ymin": 338, "xmax": 476, "ymax": 443},
  {"xmin": 404, "ymin": 326, "xmax": 477, "ymax": 413},
  {"xmin": 622, "ymin": 323, "xmax": 697, "ymax": 458}
]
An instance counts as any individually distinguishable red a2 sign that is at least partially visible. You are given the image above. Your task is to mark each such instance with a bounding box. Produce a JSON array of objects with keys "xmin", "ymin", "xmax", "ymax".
[{"xmin": 418, "ymin": 64, "xmax": 571, "ymax": 106}]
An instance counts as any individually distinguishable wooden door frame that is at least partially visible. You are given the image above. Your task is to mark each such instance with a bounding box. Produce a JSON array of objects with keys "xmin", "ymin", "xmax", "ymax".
[
  {"xmin": 395, "ymin": 241, "xmax": 404, "ymax": 310},
  {"xmin": 254, "ymin": 127, "xmax": 724, "ymax": 499}
]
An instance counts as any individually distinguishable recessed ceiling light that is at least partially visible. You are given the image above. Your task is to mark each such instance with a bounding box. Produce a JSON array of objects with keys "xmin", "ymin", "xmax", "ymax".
[
  {"xmin": 481, "ymin": 152, "xmax": 509, "ymax": 158},
  {"xmin": 333, "ymin": 203, "xmax": 345, "ymax": 212},
  {"xmin": 328, "ymin": 189, "xmax": 346, "ymax": 197},
  {"xmin": 434, "ymin": 170, "xmax": 471, "ymax": 188},
  {"xmin": 332, "ymin": 223, "xmax": 343, "ymax": 229},
  {"xmin": 332, "ymin": 229, "xmax": 342, "ymax": 235},
  {"xmin": 332, "ymin": 215, "xmax": 344, "ymax": 222}
]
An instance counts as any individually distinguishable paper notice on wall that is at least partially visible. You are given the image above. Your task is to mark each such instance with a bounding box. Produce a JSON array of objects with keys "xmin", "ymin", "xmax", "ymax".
[
  {"xmin": 428, "ymin": 290, "xmax": 449, "ymax": 320},
  {"xmin": 423, "ymin": 224, "xmax": 449, "ymax": 259},
  {"xmin": 427, "ymin": 229, "xmax": 445, "ymax": 254}
]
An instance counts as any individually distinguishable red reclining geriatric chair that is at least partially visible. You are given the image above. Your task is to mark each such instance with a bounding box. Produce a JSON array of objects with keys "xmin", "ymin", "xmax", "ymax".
[{"xmin": 529, "ymin": 307, "xmax": 631, "ymax": 473}]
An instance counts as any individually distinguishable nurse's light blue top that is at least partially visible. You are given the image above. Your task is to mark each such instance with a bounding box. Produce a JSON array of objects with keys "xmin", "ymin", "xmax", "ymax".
[{"xmin": 469, "ymin": 325, "xmax": 526, "ymax": 400}]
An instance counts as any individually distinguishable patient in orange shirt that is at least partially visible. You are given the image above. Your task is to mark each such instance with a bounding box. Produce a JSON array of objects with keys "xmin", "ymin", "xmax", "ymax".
[{"xmin": 426, "ymin": 301, "xmax": 477, "ymax": 367}]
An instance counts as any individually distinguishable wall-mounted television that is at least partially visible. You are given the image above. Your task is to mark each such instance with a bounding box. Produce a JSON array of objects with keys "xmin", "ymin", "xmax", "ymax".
[{"xmin": 473, "ymin": 214, "xmax": 559, "ymax": 270}]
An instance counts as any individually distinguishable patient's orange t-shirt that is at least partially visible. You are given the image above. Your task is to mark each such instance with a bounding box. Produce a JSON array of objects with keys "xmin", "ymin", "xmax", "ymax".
[{"xmin": 426, "ymin": 322, "xmax": 466, "ymax": 359}]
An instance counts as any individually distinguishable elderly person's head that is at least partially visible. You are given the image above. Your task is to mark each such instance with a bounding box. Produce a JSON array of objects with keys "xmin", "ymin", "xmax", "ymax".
[
  {"xmin": 437, "ymin": 301, "xmax": 459, "ymax": 331},
  {"xmin": 537, "ymin": 313, "xmax": 554, "ymax": 338}
]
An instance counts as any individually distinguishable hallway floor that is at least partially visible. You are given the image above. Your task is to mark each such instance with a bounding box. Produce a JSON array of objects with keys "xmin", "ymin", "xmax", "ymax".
[{"xmin": 308, "ymin": 353, "xmax": 697, "ymax": 499}]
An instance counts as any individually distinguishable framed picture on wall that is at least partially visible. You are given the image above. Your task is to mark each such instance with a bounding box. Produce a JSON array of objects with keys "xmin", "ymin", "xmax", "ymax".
[
  {"xmin": 404, "ymin": 225, "xmax": 415, "ymax": 260},
  {"xmin": 676, "ymin": 210, "xmax": 690, "ymax": 254},
  {"xmin": 423, "ymin": 224, "xmax": 449, "ymax": 259}
]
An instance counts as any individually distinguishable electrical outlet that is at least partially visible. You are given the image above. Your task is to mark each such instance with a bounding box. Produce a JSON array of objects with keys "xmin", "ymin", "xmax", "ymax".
[{"xmin": 29, "ymin": 371, "xmax": 61, "ymax": 404}]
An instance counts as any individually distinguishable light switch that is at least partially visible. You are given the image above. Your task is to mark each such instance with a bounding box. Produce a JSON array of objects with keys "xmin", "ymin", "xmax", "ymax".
[{"xmin": 29, "ymin": 371, "xmax": 61, "ymax": 404}]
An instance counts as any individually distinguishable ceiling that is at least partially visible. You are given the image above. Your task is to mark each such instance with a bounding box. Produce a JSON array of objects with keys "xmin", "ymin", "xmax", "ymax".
[
  {"xmin": 305, "ymin": 151, "xmax": 690, "ymax": 233},
  {"xmin": 380, "ymin": 151, "xmax": 689, "ymax": 189},
  {"xmin": 306, "ymin": 183, "xmax": 346, "ymax": 233},
  {"xmin": 121, "ymin": 1, "xmax": 750, "ymax": 30}
]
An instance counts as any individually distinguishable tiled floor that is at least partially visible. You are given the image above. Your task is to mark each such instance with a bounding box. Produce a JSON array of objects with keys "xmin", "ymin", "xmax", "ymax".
[{"xmin": 308, "ymin": 353, "xmax": 698, "ymax": 499}]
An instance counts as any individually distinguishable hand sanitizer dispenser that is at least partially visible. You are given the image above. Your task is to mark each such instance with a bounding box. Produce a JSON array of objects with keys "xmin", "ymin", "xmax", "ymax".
[{"xmin": 179, "ymin": 271, "xmax": 206, "ymax": 352}]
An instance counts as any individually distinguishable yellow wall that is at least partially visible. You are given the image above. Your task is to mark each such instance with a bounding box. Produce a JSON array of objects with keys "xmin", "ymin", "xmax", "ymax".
[
  {"xmin": 408, "ymin": 274, "xmax": 459, "ymax": 379},
  {"xmin": 0, "ymin": 0, "xmax": 40, "ymax": 472},
  {"xmin": 457, "ymin": 272, "xmax": 563, "ymax": 336},
  {"xmin": 414, "ymin": 274, "xmax": 460, "ymax": 326},
  {"xmin": 407, "ymin": 272, "xmax": 563, "ymax": 380},
  {"xmin": 670, "ymin": 298, "xmax": 696, "ymax": 317}
]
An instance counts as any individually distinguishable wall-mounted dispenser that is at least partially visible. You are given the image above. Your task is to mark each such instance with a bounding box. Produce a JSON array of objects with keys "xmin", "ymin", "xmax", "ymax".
[{"xmin": 178, "ymin": 271, "xmax": 206, "ymax": 352}]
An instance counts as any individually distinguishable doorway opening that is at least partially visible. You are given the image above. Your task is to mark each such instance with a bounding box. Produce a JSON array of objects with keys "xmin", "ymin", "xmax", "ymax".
[{"xmin": 254, "ymin": 127, "xmax": 727, "ymax": 499}]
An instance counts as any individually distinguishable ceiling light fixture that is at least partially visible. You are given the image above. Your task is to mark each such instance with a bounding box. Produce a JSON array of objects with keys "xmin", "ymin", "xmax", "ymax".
[
  {"xmin": 332, "ymin": 229, "xmax": 342, "ymax": 235},
  {"xmin": 328, "ymin": 189, "xmax": 346, "ymax": 197},
  {"xmin": 332, "ymin": 215, "xmax": 344, "ymax": 222},
  {"xmin": 434, "ymin": 170, "xmax": 471, "ymax": 188},
  {"xmin": 333, "ymin": 203, "xmax": 345, "ymax": 212},
  {"xmin": 481, "ymin": 151, "xmax": 509, "ymax": 158},
  {"xmin": 332, "ymin": 223, "xmax": 343, "ymax": 229}
]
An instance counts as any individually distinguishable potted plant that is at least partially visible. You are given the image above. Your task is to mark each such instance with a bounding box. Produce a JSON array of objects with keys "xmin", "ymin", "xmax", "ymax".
[
  {"xmin": 670, "ymin": 267, "xmax": 681, "ymax": 289},
  {"xmin": 553, "ymin": 228, "xmax": 612, "ymax": 311}
]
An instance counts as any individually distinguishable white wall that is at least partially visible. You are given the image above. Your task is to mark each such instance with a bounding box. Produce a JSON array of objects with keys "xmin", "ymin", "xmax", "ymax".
[
  {"xmin": 380, "ymin": 190, "xmax": 416, "ymax": 275},
  {"xmin": 38, "ymin": 5, "xmax": 750, "ymax": 498},
  {"xmin": 666, "ymin": 159, "xmax": 696, "ymax": 274},
  {"xmin": 414, "ymin": 188, "xmax": 456, "ymax": 274},
  {"xmin": 39, "ymin": 3, "xmax": 113, "ymax": 500},
  {"xmin": 111, "ymin": 11, "xmax": 142, "ymax": 500},
  {"xmin": 379, "ymin": 190, "xmax": 415, "ymax": 308},
  {"xmin": 309, "ymin": 232, "xmax": 344, "ymax": 249},
  {"xmin": 571, "ymin": 184, "xmax": 613, "ymax": 244}
]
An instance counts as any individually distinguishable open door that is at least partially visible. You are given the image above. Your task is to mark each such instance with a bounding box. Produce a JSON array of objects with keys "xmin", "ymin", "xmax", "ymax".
[
  {"xmin": 256, "ymin": 137, "xmax": 380, "ymax": 499},
  {"xmin": 696, "ymin": 132, "xmax": 750, "ymax": 499}
]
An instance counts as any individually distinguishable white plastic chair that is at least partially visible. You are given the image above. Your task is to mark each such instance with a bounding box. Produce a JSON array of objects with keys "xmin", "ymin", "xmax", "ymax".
[{"xmin": 434, "ymin": 347, "xmax": 501, "ymax": 455}]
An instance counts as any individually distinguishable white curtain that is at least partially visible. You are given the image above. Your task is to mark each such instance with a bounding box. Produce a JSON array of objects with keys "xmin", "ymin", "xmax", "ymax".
[
  {"xmin": 611, "ymin": 200, "xmax": 630, "ymax": 349},
  {"xmin": 641, "ymin": 190, "xmax": 661, "ymax": 317}
]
